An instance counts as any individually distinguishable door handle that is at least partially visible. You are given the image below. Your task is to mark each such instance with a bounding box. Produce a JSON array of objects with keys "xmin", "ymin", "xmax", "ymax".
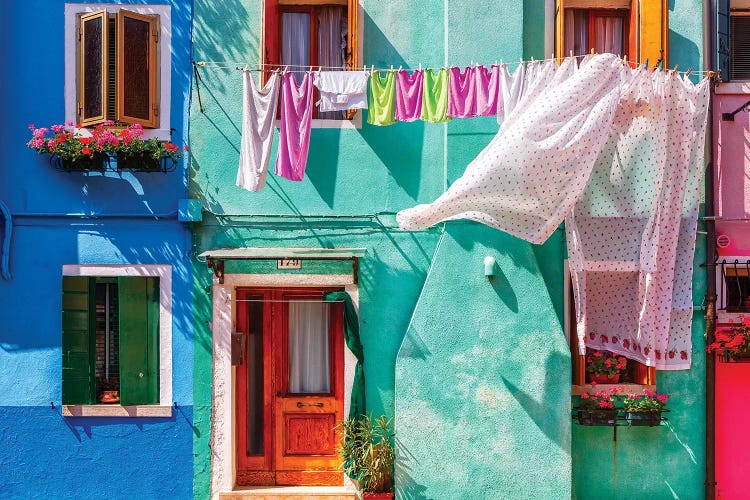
[{"xmin": 296, "ymin": 402, "xmax": 324, "ymax": 408}]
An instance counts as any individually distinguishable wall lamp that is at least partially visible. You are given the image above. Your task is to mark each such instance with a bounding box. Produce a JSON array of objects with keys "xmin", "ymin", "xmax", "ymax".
[
  {"xmin": 484, "ymin": 256, "xmax": 498, "ymax": 279},
  {"xmin": 722, "ymin": 99, "xmax": 750, "ymax": 121}
]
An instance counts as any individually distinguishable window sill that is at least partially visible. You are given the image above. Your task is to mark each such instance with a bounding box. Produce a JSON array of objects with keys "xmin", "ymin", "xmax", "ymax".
[
  {"xmin": 716, "ymin": 81, "xmax": 750, "ymax": 95},
  {"xmin": 573, "ymin": 384, "xmax": 656, "ymax": 396},
  {"xmin": 62, "ymin": 404, "xmax": 173, "ymax": 418}
]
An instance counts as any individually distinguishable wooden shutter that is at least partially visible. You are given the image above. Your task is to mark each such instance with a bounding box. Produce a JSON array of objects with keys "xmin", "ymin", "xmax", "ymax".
[
  {"xmin": 718, "ymin": 0, "xmax": 730, "ymax": 80},
  {"xmin": 264, "ymin": 0, "xmax": 281, "ymax": 68},
  {"xmin": 116, "ymin": 10, "xmax": 159, "ymax": 128},
  {"xmin": 118, "ymin": 276, "xmax": 160, "ymax": 405},
  {"xmin": 555, "ymin": 0, "xmax": 565, "ymax": 60},
  {"xmin": 730, "ymin": 16, "xmax": 750, "ymax": 80},
  {"xmin": 62, "ymin": 277, "xmax": 96, "ymax": 405},
  {"xmin": 78, "ymin": 10, "xmax": 108, "ymax": 127},
  {"xmin": 345, "ymin": 0, "xmax": 359, "ymax": 119},
  {"xmin": 637, "ymin": 0, "xmax": 668, "ymax": 67}
]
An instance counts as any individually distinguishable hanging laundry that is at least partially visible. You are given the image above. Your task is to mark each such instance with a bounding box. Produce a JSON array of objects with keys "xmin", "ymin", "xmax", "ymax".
[
  {"xmin": 448, "ymin": 66, "xmax": 477, "ymax": 118},
  {"xmin": 421, "ymin": 68, "xmax": 451, "ymax": 123},
  {"xmin": 497, "ymin": 62, "xmax": 525, "ymax": 126},
  {"xmin": 475, "ymin": 64, "xmax": 501, "ymax": 117},
  {"xmin": 313, "ymin": 71, "xmax": 369, "ymax": 112},
  {"xmin": 368, "ymin": 70, "xmax": 396, "ymax": 126},
  {"xmin": 395, "ymin": 69, "xmax": 424, "ymax": 122},
  {"xmin": 236, "ymin": 71, "xmax": 281, "ymax": 192},
  {"xmin": 275, "ymin": 72, "xmax": 314, "ymax": 182},
  {"xmin": 397, "ymin": 54, "xmax": 710, "ymax": 370}
]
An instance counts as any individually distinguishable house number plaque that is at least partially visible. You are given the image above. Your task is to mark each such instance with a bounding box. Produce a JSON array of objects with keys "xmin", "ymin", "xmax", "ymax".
[{"xmin": 277, "ymin": 259, "xmax": 302, "ymax": 269}]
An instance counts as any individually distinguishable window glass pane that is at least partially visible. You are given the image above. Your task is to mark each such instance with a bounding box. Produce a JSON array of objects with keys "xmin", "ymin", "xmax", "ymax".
[
  {"xmin": 281, "ymin": 12, "xmax": 310, "ymax": 83},
  {"xmin": 288, "ymin": 302, "xmax": 330, "ymax": 394},
  {"xmin": 246, "ymin": 297, "xmax": 264, "ymax": 456},
  {"xmin": 564, "ymin": 9, "xmax": 589, "ymax": 57},
  {"xmin": 593, "ymin": 16, "xmax": 623, "ymax": 55},
  {"xmin": 83, "ymin": 16, "xmax": 103, "ymax": 119},
  {"xmin": 122, "ymin": 16, "xmax": 151, "ymax": 120}
]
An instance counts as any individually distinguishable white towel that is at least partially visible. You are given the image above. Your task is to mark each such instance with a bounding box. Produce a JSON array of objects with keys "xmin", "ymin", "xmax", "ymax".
[
  {"xmin": 313, "ymin": 71, "xmax": 369, "ymax": 112},
  {"xmin": 237, "ymin": 71, "xmax": 281, "ymax": 192}
]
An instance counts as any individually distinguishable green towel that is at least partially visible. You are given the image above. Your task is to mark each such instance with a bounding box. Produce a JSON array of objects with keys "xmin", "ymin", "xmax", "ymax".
[
  {"xmin": 367, "ymin": 71, "xmax": 396, "ymax": 126},
  {"xmin": 421, "ymin": 68, "xmax": 451, "ymax": 123}
]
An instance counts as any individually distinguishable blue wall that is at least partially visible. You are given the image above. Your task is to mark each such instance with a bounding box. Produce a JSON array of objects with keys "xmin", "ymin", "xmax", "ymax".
[{"xmin": 0, "ymin": 2, "xmax": 194, "ymax": 498}]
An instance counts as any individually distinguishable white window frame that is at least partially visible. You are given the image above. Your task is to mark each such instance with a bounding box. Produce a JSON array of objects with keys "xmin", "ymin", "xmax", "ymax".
[
  {"xmin": 64, "ymin": 3, "xmax": 172, "ymax": 140},
  {"xmin": 716, "ymin": 256, "xmax": 750, "ymax": 324},
  {"xmin": 61, "ymin": 264, "xmax": 173, "ymax": 417}
]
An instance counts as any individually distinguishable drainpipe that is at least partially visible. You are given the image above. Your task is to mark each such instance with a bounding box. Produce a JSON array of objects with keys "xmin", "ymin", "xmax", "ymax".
[{"xmin": 704, "ymin": 0, "xmax": 717, "ymax": 498}]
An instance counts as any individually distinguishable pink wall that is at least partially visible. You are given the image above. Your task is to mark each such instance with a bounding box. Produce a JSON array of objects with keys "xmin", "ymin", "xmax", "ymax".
[
  {"xmin": 714, "ymin": 91, "xmax": 750, "ymax": 254},
  {"xmin": 716, "ymin": 361, "xmax": 750, "ymax": 498}
]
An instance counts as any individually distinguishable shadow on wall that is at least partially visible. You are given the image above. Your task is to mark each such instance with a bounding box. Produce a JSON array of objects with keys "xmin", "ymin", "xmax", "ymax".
[
  {"xmin": 501, "ymin": 350, "xmax": 572, "ymax": 453},
  {"xmin": 395, "ymin": 437, "xmax": 430, "ymax": 500},
  {"xmin": 359, "ymin": 11, "xmax": 425, "ymax": 201},
  {"xmin": 668, "ymin": 25, "xmax": 700, "ymax": 78},
  {"xmin": 192, "ymin": 0, "xmax": 253, "ymax": 94}
]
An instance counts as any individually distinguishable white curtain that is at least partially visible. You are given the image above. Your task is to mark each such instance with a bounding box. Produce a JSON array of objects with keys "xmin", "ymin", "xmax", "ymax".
[
  {"xmin": 317, "ymin": 6, "xmax": 347, "ymax": 119},
  {"xmin": 594, "ymin": 17, "xmax": 623, "ymax": 55},
  {"xmin": 288, "ymin": 302, "xmax": 331, "ymax": 393},
  {"xmin": 397, "ymin": 54, "xmax": 710, "ymax": 369},
  {"xmin": 282, "ymin": 13, "xmax": 310, "ymax": 84},
  {"xmin": 564, "ymin": 9, "xmax": 589, "ymax": 57}
]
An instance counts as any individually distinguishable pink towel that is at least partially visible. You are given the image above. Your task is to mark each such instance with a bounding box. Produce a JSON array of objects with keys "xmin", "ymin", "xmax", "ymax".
[
  {"xmin": 395, "ymin": 69, "xmax": 424, "ymax": 122},
  {"xmin": 448, "ymin": 66, "xmax": 477, "ymax": 118},
  {"xmin": 475, "ymin": 64, "xmax": 501, "ymax": 117},
  {"xmin": 275, "ymin": 72, "xmax": 314, "ymax": 182}
]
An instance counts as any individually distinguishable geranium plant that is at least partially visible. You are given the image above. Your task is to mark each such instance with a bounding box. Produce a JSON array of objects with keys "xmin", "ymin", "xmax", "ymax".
[
  {"xmin": 707, "ymin": 321, "xmax": 750, "ymax": 360},
  {"xmin": 26, "ymin": 121, "xmax": 185, "ymax": 166},
  {"xmin": 578, "ymin": 390, "xmax": 617, "ymax": 411},
  {"xmin": 585, "ymin": 349, "xmax": 627, "ymax": 377},
  {"xmin": 623, "ymin": 390, "xmax": 669, "ymax": 412}
]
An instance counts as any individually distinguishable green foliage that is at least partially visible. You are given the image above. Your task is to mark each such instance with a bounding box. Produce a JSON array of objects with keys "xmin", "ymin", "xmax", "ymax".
[{"xmin": 337, "ymin": 414, "xmax": 395, "ymax": 494}]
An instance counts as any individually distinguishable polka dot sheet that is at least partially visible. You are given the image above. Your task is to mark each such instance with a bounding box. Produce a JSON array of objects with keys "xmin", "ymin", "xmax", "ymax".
[{"xmin": 397, "ymin": 53, "xmax": 710, "ymax": 370}]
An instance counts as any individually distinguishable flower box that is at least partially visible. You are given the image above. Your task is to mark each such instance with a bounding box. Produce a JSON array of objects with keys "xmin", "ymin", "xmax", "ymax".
[
  {"xmin": 576, "ymin": 409, "xmax": 619, "ymax": 426},
  {"xmin": 116, "ymin": 152, "xmax": 167, "ymax": 172},
  {"xmin": 627, "ymin": 411, "xmax": 663, "ymax": 426},
  {"xmin": 58, "ymin": 153, "xmax": 107, "ymax": 172}
]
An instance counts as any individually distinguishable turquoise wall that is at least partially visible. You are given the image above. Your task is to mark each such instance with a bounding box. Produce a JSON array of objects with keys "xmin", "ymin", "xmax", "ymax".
[
  {"xmin": 395, "ymin": 223, "xmax": 571, "ymax": 499},
  {"xmin": 190, "ymin": 0, "xmax": 707, "ymax": 498}
]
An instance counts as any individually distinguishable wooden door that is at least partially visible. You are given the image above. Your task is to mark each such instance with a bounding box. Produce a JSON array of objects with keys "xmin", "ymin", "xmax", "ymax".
[{"xmin": 236, "ymin": 288, "xmax": 344, "ymax": 486}]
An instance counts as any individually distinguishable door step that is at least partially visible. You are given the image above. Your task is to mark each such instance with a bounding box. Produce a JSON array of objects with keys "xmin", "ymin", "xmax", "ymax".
[{"xmin": 220, "ymin": 486, "xmax": 358, "ymax": 500}]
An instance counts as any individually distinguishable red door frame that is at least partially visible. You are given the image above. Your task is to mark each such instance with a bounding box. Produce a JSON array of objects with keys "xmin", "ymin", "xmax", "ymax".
[{"xmin": 235, "ymin": 287, "xmax": 345, "ymax": 486}]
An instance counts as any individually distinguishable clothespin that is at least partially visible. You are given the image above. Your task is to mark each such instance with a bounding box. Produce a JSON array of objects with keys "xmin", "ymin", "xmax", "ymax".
[
  {"xmin": 198, "ymin": 61, "xmax": 206, "ymax": 67},
  {"xmin": 671, "ymin": 64, "xmax": 679, "ymax": 74},
  {"xmin": 243, "ymin": 64, "xmax": 249, "ymax": 71},
  {"xmin": 284, "ymin": 66, "xmax": 289, "ymax": 73},
  {"xmin": 685, "ymin": 68, "xmax": 693, "ymax": 77},
  {"xmin": 419, "ymin": 63, "xmax": 422, "ymax": 71},
  {"xmin": 309, "ymin": 65, "xmax": 313, "ymax": 72},
  {"xmin": 569, "ymin": 50, "xmax": 573, "ymax": 58},
  {"xmin": 707, "ymin": 70, "xmax": 716, "ymax": 79},
  {"xmin": 398, "ymin": 65, "xmax": 402, "ymax": 71},
  {"xmin": 390, "ymin": 65, "xmax": 394, "ymax": 71},
  {"xmin": 530, "ymin": 56, "xmax": 535, "ymax": 63},
  {"xmin": 590, "ymin": 48, "xmax": 595, "ymax": 55}
]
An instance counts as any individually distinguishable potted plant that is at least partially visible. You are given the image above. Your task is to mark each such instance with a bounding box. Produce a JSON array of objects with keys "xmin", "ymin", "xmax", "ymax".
[
  {"xmin": 623, "ymin": 390, "xmax": 669, "ymax": 426},
  {"xmin": 707, "ymin": 321, "xmax": 750, "ymax": 362},
  {"xmin": 585, "ymin": 349, "xmax": 627, "ymax": 384},
  {"xmin": 338, "ymin": 415, "xmax": 394, "ymax": 499},
  {"xmin": 98, "ymin": 377, "xmax": 120, "ymax": 404},
  {"xmin": 26, "ymin": 121, "xmax": 185, "ymax": 172},
  {"xmin": 575, "ymin": 390, "xmax": 618, "ymax": 426}
]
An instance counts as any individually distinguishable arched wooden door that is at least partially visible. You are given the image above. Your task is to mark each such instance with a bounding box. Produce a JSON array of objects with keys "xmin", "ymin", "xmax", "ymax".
[{"xmin": 235, "ymin": 287, "xmax": 345, "ymax": 486}]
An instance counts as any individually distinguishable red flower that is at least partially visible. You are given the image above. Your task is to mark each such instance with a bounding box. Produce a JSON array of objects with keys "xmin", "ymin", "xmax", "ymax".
[
  {"xmin": 80, "ymin": 137, "xmax": 93, "ymax": 145},
  {"xmin": 184, "ymin": 145, "xmax": 190, "ymax": 152},
  {"xmin": 81, "ymin": 147, "xmax": 92, "ymax": 156}
]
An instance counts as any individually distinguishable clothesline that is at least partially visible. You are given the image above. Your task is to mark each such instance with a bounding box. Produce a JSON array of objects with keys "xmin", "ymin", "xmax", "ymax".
[{"xmin": 195, "ymin": 55, "xmax": 714, "ymax": 77}]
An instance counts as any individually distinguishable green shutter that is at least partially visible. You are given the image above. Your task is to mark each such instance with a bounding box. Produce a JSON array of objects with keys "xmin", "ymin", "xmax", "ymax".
[
  {"xmin": 718, "ymin": 0, "xmax": 730, "ymax": 80},
  {"xmin": 118, "ymin": 276, "xmax": 160, "ymax": 405},
  {"xmin": 62, "ymin": 276, "xmax": 96, "ymax": 404}
]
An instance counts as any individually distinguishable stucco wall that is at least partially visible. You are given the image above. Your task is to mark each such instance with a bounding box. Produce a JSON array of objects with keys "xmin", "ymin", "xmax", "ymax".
[{"xmin": 0, "ymin": 1, "xmax": 194, "ymax": 498}]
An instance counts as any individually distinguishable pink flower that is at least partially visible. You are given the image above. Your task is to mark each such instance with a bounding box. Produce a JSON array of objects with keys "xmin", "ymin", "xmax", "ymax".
[
  {"xmin": 51, "ymin": 124, "xmax": 65, "ymax": 133},
  {"xmin": 27, "ymin": 123, "xmax": 35, "ymax": 130},
  {"xmin": 593, "ymin": 351, "xmax": 602, "ymax": 358},
  {"xmin": 33, "ymin": 127, "xmax": 48, "ymax": 139},
  {"xmin": 47, "ymin": 139, "xmax": 56, "ymax": 148},
  {"xmin": 604, "ymin": 359, "xmax": 612, "ymax": 367},
  {"xmin": 184, "ymin": 145, "xmax": 190, "ymax": 152},
  {"xmin": 581, "ymin": 393, "xmax": 589, "ymax": 399},
  {"xmin": 103, "ymin": 120, "xmax": 115, "ymax": 126},
  {"xmin": 66, "ymin": 121, "xmax": 74, "ymax": 126},
  {"xmin": 656, "ymin": 394, "xmax": 669, "ymax": 403}
]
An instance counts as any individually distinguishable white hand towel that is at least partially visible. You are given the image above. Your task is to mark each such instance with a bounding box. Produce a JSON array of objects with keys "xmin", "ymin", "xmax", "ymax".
[
  {"xmin": 237, "ymin": 71, "xmax": 281, "ymax": 192},
  {"xmin": 313, "ymin": 71, "xmax": 369, "ymax": 112}
]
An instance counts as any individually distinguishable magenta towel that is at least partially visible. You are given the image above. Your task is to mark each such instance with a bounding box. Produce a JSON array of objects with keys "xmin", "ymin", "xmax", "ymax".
[
  {"xmin": 275, "ymin": 72, "xmax": 314, "ymax": 182},
  {"xmin": 448, "ymin": 66, "xmax": 477, "ymax": 118},
  {"xmin": 395, "ymin": 69, "xmax": 424, "ymax": 122},
  {"xmin": 475, "ymin": 64, "xmax": 501, "ymax": 117}
]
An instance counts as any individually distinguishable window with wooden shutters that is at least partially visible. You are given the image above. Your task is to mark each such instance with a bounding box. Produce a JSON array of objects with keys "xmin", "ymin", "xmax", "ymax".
[
  {"xmin": 77, "ymin": 9, "xmax": 159, "ymax": 128},
  {"xmin": 730, "ymin": 13, "xmax": 750, "ymax": 80},
  {"xmin": 61, "ymin": 276, "xmax": 159, "ymax": 406},
  {"xmin": 263, "ymin": 0, "xmax": 359, "ymax": 121},
  {"xmin": 555, "ymin": 0, "xmax": 668, "ymax": 67}
]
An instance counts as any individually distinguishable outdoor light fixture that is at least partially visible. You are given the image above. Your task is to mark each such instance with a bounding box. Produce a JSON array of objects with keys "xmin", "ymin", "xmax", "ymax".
[{"xmin": 484, "ymin": 256, "xmax": 498, "ymax": 278}]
